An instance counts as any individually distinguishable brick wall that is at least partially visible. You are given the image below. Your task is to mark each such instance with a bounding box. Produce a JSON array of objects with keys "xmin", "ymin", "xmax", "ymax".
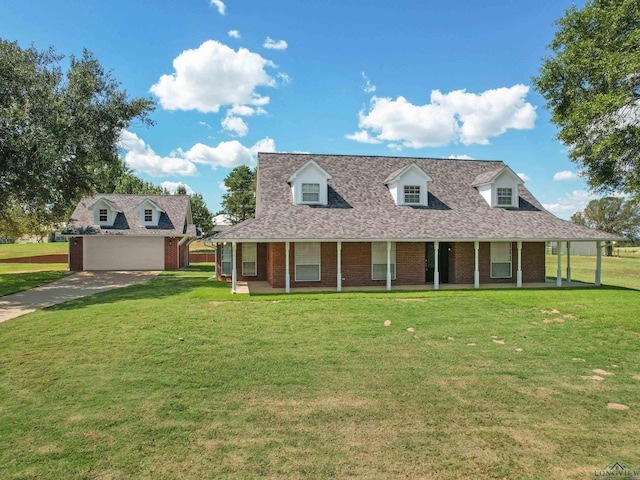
[
  {"xmin": 164, "ymin": 237, "xmax": 178, "ymax": 270},
  {"xmin": 69, "ymin": 237, "xmax": 83, "ymax": 271},
  {"xmin": 217, "ymin": 242, "xmax": 268, "ymax": 282},
  {"xmin": 189, "ymin": 252, "xmax": 215, "ymax": 263},
  {"xmin": 451, "ymin": 241, "xmax": 546, "ymax": 284}
]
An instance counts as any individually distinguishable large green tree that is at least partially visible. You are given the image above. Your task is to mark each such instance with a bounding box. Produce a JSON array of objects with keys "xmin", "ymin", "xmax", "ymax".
[
  {"xmin": 219, "ymin": 165, "xmax": 256, "ymax": 225},
  {"xmin": 0, "ymin": 39, "xmax": 154, "ymax": 235},
  {"xmin": 189, "ymin": 193, "xmax": 214, "ymax": 236},
  {"xmin": 534, "ymin": 0, "xmax": 640, "ymax": 198},
  {"xmin": 571, "ymin": 197, "xmax": 640, "ymax": 253}
]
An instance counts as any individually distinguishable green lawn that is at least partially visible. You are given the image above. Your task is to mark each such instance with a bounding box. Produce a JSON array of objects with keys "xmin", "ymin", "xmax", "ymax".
[
  {"xmin": 1, "ymin": 258, "xmax": 639, "ymax": 478},
  {"xmin": 0, "ymin": 242, "xmax": 68, "ymax": 260},
  {"xmin": 546, "ymin": 253, "xmax": 640, "ymax": 290}
]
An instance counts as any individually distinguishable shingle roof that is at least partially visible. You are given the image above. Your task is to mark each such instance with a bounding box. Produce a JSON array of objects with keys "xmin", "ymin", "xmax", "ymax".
[
  {"xmin": 215, "ymin": 153, "xmax": 620, "ymax": 242},
  {"xmin": 63, "ymin": 194, "xmax": 196, "ymax": 237}
]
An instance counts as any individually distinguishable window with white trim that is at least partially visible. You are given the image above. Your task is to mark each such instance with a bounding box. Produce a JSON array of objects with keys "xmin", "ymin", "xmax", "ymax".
[
  {"xmin": 371, "ymin": 242, "xmax": 396, "ymax": 280},
  {"xmin": 491, "ymin": 242, "xmax": 512, "ymax": 278},
  {"xmin": 301, "ymin": 183, "xmax": 320, "ymax": 203},
  {"xmin": 295, "ymin": 242, "xmax": 321, "ymax": 281},
  {"xmin": 403, "ymin": 185, "xmax": 421, "ymax": 204},
  {"xmin": 144, "ymin": 209, "xmax": 153, "ymax": 222},
  {"xmin": 497, "ymin": 187, "xmax": 513, "ymax": 206},
  {"xmin": 221, "ymin": 244, "xmax": 232, "ymax": 276},
  {"xmin": 242, "ymin": 243, "xmax": 257, "ymax": 276},
  {"xmin": 99, "ymin": 209, "xmax": 108, "ymax": 222}
]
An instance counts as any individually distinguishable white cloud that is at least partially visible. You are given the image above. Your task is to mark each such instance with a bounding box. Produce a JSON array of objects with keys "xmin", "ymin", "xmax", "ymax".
[
  {"xmin": 160, "ymin": 181, "xmax": 194, "ymax": 194},
  {"xmin": 348, "ymin": 85, "xmax": 536, "ymax": 148},
  {"xmin": 219, "ymin": 182, "xmax": 229, "ymax": 191},
  {"xmin": 180, "ymin": 137, "xmax": 276, "ymax": 169},
  {"xmin": 542, "ymin": 190, "xmax": 596, "ymax": 215},
  {"xmin": 263, "ymin": 37, "xmax": 288, "ymax": 50},
  {"xmin": 228, "ymin": 29, "xmax": 240, "ymax": 38},
  {"xmin": 118, "ymin": 130, "xmax": 198, "ymax": 177},
  {"xmin": 362, "ymin": 72, "xmax": 376, "ymax": 94},
  {"xmin": 553, "ymin": 170, "xmax": 579, "ymax": 181},
  {"xmin": 221, "ymin": 105, "xmax": 268, "ymax": 136},
  {"xmin": 150, "ymin": 40, "xmax": 276, "ymax": 113},
  {"xmin": 210, "ymin": 0, "xmax": 225, "ymax": 15},
  {"xmin": 517, "ymin": 172, "xmax": 531, "ymax": 181},
  {"xmin": 388, "ymin": 143, "xmax": 403, "ymax": 152},
  {"xmin": 448, "ymin": 154, "xmax": 475, "ymax": 160},
  {"xmin": 344, "ymin": 130, "xmax": 383, "ymax": 144},
  {"xmin": 277, "ymin": 72, "xmax": 292, "ymax": 85},
  {"xmin": 198, "ymin": 121, "xmax": 212, "ymax": 129},
  {"xmin": 221, "ymin": 115, "xmax": 249, "ymax": 137}
]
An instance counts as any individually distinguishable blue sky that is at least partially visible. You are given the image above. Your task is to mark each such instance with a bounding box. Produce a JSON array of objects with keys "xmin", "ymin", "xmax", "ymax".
[{"xmin": 1, "ymin": 0, "xmax": 593, "ymax": 219}]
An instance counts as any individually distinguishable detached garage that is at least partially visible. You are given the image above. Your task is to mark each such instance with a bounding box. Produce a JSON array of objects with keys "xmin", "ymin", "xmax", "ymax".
[{"xmin": 63, "ymin": 194, "xmax": 198, "ymax": 271}]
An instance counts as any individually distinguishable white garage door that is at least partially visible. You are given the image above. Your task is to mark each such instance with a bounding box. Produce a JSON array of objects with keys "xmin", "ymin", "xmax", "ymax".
[{"xmin": 84, "ymin": 236, "xmax": 165, "ymax": 270}]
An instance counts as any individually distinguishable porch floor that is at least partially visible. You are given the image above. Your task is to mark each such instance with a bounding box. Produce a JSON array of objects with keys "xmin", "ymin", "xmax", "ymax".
[{"xmin": 234, "ymin": 279, "xmax": 596, "ymax": 295}]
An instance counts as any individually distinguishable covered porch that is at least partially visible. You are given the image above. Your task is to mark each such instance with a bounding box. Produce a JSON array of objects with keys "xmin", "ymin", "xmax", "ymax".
[
  {"xmin": 224, "ymin": 239, "xmax": 607, "ymax": 294},
  {"xmin": 234, "ymin": 278, "xmax": 597, "ymax": 295}
]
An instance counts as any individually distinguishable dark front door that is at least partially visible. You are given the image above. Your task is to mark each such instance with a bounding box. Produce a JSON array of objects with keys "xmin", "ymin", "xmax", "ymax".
[{"xmin": 425, "ymin": 242, "xmax": 450, "ymax": 284}]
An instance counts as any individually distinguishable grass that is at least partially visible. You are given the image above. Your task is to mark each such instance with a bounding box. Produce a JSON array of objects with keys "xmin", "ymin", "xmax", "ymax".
[
  {"xmin": 1, "ymin": 257, "xmax": 640, "ymax": 478},
  {"xmin": 0, "ymin": 242, "xmax": 68, "ymax": 260},
  {"xmin": 546, "ymin": 253, "xmax": 640, "ymax": 290}
]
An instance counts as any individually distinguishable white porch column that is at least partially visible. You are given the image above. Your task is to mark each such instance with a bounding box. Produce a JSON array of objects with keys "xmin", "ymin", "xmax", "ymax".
[
  {"xmin": 595, "ymin": 240, "xmax": 602, "ymax": 286},
  {"xmin": 285, "ymin": 241, "xmax": 291, "ymax": 293},
  {"xmin": 566, "ymin": 241, "xmax": 572, "ymax": 283},
  {"xmin": 386, "ymin": 241, "xmax": 392, "ymax": 291},
  {"xmin": 556, "ymin": 241, "xmax": 562, "ymax": 287},
  {"xmin": 434, "ymin": 241, "xmax": 440, "ymax": 290},
  {"xmin": 337, "ymin": 241, "xmax": 342, "ymax": 292},
  {"xmin": 231, "ymin": 241, "xmax": 237, "ymax": 294},
  {"xmin": 474, "ymin": 241, "xmax": 480, "ymax": 289},
  {"xmin": 517, "ymin": 240, "xmax": 523, "ymax": 288}
]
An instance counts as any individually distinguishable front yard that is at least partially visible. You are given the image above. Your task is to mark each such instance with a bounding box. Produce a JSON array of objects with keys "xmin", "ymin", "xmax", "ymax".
[{"xmin": 1, "ymin": 264, "xmax": 639, "ymax": 478}]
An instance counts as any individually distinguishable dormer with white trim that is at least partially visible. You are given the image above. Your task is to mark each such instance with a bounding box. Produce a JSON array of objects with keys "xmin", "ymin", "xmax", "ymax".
[
  {"xmin": 133, "ymin": 198, "xmax": 165, "ymax": 227},
  {"xmin": 88, "ymin": 198, "xmax": 122, "ymax": 227},
  {"xmin": 384, "ymin": 162, "xmax": 433, "ymax": 207},
  {"xmin": 472, "ymin": 165, "xmax": 523, "ymax": 208},
  {"xmin": 288, "ymin": 159, "xmax": 332, "ymax": 206}
]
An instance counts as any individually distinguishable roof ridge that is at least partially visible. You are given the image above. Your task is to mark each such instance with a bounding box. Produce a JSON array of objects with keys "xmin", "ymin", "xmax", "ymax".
[{"xmin": 258, "ymin": 152, "xmax": 504, "ymax": 163}]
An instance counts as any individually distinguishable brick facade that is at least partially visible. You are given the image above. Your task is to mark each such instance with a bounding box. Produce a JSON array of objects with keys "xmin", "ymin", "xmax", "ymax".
[
  {"xmin": 69, "ymin": 237, "xmax": 83, "ymax": 272},
  {"xmin": 219, "ymin": 240, "xmax": 547, "ymax": 287}
]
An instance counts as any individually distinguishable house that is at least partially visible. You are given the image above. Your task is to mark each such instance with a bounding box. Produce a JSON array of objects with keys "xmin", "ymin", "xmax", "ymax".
[
  {"xmin": 208, "ymin": 153, "xmax": 619, "ymax": 293},
  {"xmin": 63, "ymin": 194, "xmax": 198, "ymax": 271}
]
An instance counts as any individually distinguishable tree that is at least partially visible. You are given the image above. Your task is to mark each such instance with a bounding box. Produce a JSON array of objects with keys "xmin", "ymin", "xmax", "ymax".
[
  {"xmin": 220, "ymin": 165, "xmax": 256, "ymax": 225},
  {"xmin": 189, "ymin": 193, "xmax": 214, "ymax": 236},
  {"xmin": 571, "ymin": 197, "xmax": 640, "ymax": 254},
  {"xmin": 0, "ymin": 39, "xmax": 154, "ymax": 235},
  {"xmin": 533, "ymin": 0, "xmax": 640, "ymax": 199}
]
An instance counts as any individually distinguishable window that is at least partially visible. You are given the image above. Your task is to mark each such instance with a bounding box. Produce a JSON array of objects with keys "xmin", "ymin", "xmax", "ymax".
[
  {"xmin": 99, "ymin": 209, "xmax": 108, "ymax": 222},
  {"xmin": 491, "ymin": 242, "xmax": 512, "ymax": 278},
  {"xmin": 404, "ymin": 185, "xmax": 421, "ymax": 204},
  {"xmin": 221, "ymin": 244, "xmax": 232, "ymax": 276},
  {"xmin": 371, "ymin": 242, "xmax": 396, "ymax": 280},
  {"xmin": 295, "ymin": 242, "xmax": 321, "ymax": 281},
  {"xmin": 144, "ymin": 209, "xmax": 153, "ymax": 222},
  {"xmin": 301, "ymin": 183, "xmax": 320, "ymax": 203},
  {"xmin": 242, "ymin": 243, "xmax": 257, "ymax": 276},
  {"xmin": 497, "ymin": 187, "xmax": 513, "ymax": 206}
]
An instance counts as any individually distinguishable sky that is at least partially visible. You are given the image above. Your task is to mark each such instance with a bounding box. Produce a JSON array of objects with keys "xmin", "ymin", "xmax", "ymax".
[{"xmin": 1, "ymin": 0, "xmax": 594, "ymax": 219}]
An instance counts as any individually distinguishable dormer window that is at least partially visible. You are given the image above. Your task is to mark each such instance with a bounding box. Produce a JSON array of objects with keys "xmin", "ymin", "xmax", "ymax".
[
  {"xmin": 89, "ymin": 198, "xmax": 121, "ymax": 227},
  {"xmin": 134, "ymin": 198, "xmax": 165, "ymax": 227},
  {"xmin": 404, "ymin": 186, "xmax": 421, "ymax": 204},
  {"xmin": 288, "ymin": 160, "xmax": 332, "ymax": 206},
  {"xmin": 302, "ymin": 183, "xmax": 320, "ymax": 203},
  {"xmin": 384, "ymin": 163, "xmax": 432, "ymax": 207},
  {"xmin": 472, "ymin": 165, "xmax": 523, "ymax": 208},
  {"xmin": 497, "ymin": 188, "xmax": 513, "ymax": 206}
]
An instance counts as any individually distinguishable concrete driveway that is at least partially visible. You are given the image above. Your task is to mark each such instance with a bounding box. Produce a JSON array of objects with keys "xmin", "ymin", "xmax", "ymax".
[{"xmin": 0, "ymin": 271, "xmax": 159, "ymax": 323}]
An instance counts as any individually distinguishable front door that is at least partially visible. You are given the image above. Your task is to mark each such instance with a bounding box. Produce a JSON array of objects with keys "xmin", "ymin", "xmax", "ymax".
[{"xmin": 425, "ymin": 242, "xmax": 450, "ymax": 284}]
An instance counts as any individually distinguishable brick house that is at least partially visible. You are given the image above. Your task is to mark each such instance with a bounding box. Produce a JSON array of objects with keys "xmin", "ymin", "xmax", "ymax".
[
  {"xmin": 209, "ymin": 153, "xmax": 618, "ymax": 293},
  {"xmin": 63, "ymin": 194, "xmax": 198, "ymax": 271}
]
